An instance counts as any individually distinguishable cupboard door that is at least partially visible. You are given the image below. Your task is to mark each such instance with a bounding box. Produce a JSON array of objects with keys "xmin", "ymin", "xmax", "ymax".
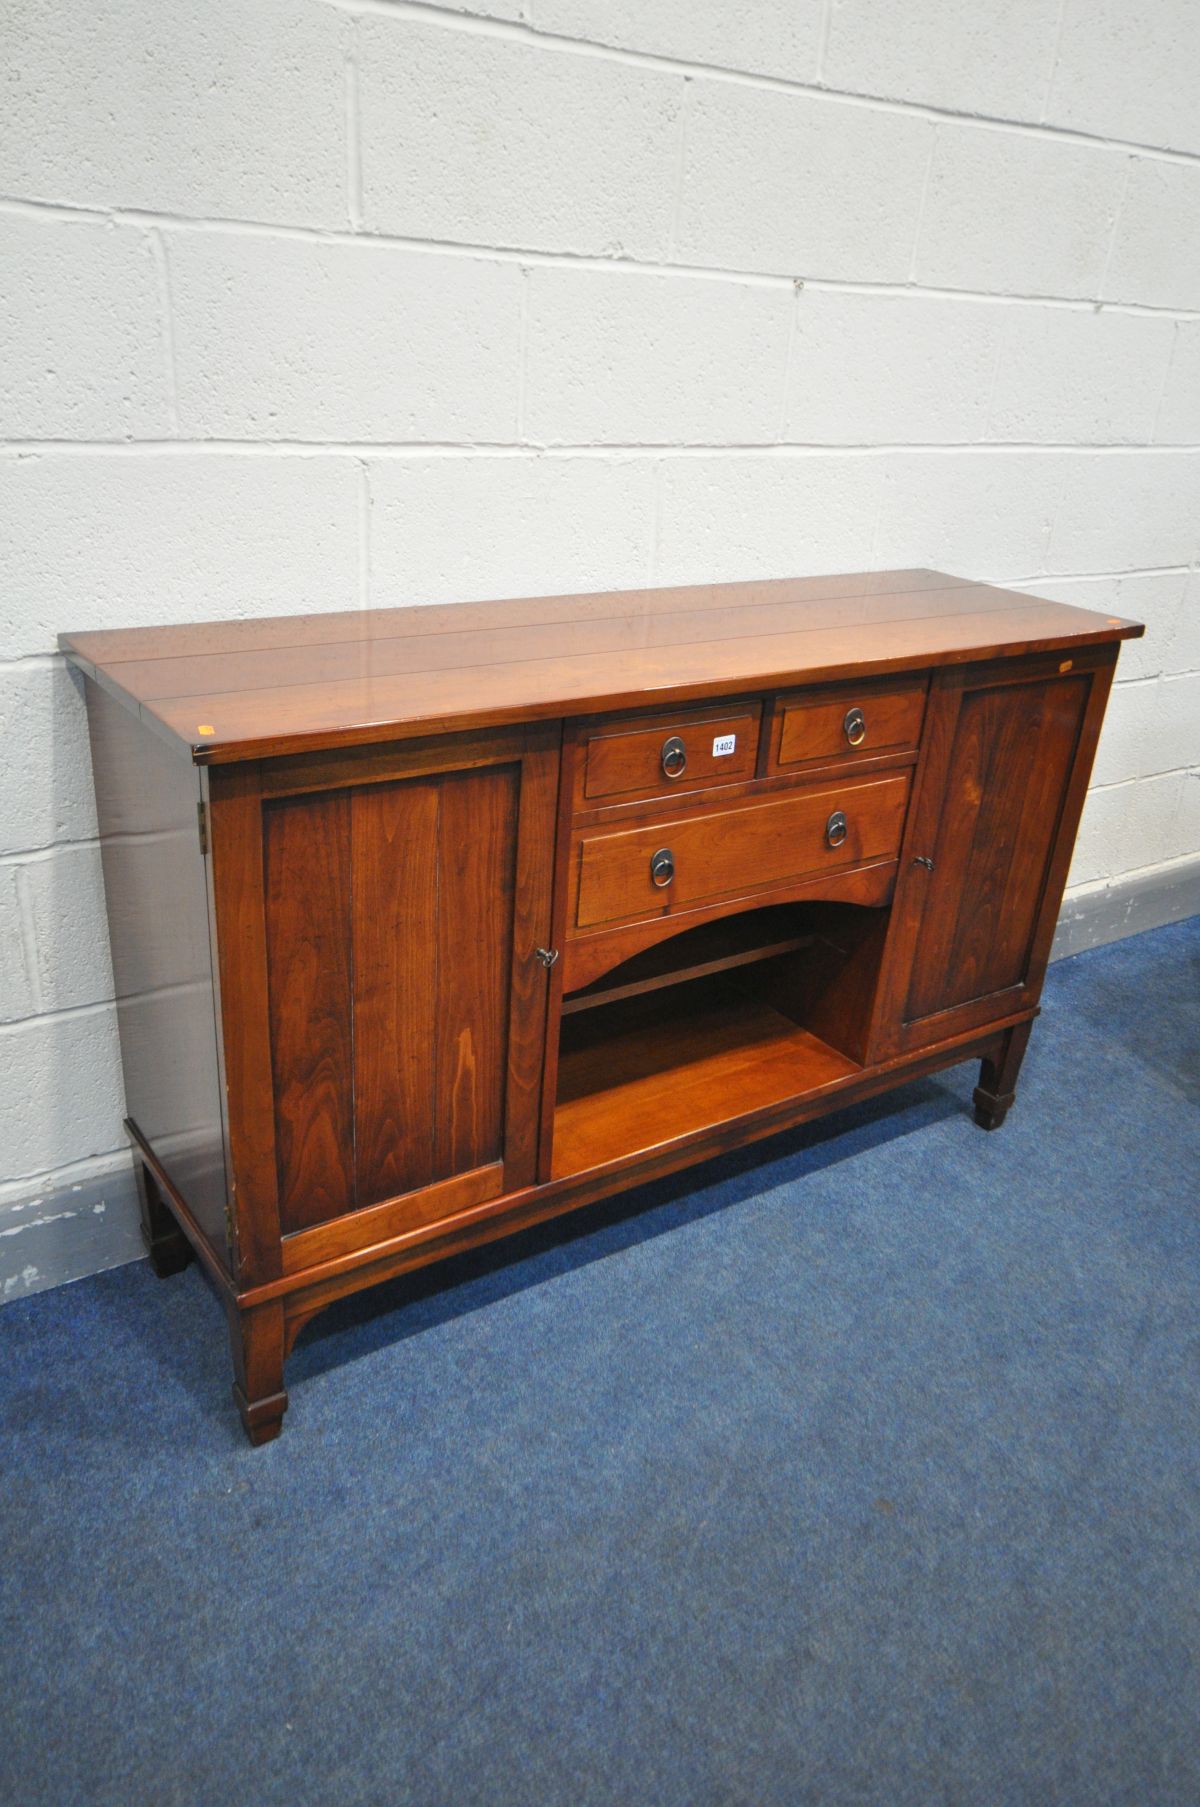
[
  {"xmin": 873, "ymin": 653, "xmax": 1114, "ymax": 1056},
  {"xmin": 214, "ymin": 727, "xmax": 558, "ymax": 1264}
]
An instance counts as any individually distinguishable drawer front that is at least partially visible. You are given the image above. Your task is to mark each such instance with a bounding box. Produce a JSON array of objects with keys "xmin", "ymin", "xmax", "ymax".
[
  {"xmin": 582, "ymin": 704, "xmax": 760, "ymax": 805},
  {"xmin": 774, "ymin": 679, "xmax": 927, "ymax": 773},
  {"xmin": 574, "ymin": 771, "xmax": 910, "ymax": 930}
]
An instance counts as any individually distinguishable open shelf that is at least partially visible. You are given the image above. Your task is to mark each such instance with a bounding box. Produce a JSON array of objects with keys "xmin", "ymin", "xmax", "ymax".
[
  {"xmin": 561, "ymin": 909, "xmax": 819, "ymax": 1015},
  {"xmin": 551, "ymin": 898, "xmax": 895, "ymax": 1177},
  {"xmin": 551, "ymin": 974, "xmax": 860, "ymax": 1178}
]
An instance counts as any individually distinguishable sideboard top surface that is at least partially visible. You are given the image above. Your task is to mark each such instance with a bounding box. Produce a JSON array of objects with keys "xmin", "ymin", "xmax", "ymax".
[{"xmin": 60, "ymin": 567, "xmax": 1142, "ymax": 765}]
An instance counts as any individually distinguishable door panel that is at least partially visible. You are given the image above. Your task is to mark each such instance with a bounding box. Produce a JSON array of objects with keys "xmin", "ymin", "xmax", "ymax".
[
  {"xmin": 873, "ymin": 656, "xmax": 1110, "ymax": 1057},
  {"xmin": 904, "ymin": 674, "xmax": 1088, "ymax": 1020},
  {"xmin": 264, "ymin": 788, "xmax": 355, "ymax": 1231},
  {"xmin": 351, "ymin": 776, "xmax": 439, "ymax": 1206},
  {"xmin": 432, "ymin": 766, "xmax": 519, "ymax": 1179},
  {"xmin": 261, "ymin": 742, "xmax": 549, "ymax": 1238}
]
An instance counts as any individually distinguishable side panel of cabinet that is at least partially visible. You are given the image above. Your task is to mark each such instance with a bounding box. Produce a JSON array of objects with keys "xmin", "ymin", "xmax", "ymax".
[
  {"xmin": 83, "ymin": 678, "xmax": 231, "ymax": 1269},
  {"xmin": 208, "ymin": 727, "xmax": 558, "ymax": 1282},
  {"xmin": 871, "ymin": 649, "xmax": 1116, "ymax": 1057}
]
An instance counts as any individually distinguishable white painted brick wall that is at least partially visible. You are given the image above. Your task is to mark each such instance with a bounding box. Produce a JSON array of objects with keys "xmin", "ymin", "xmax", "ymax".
[
  {"xmin": 170, "ymin": 235, "xmax": 524, "ymax": 442},
  {"xmin": 0, "ymin": 454, "xmax": 360, "ymax": 658},
  {"xmin": 1044, "ymin": 453, "xmax": 1200, "ymax": 572},
  {"xmin": 822, "ymin": 0, "xmax": 1062, "ymax": 121},
  {"xmin": 914, "ymin": 128, "xmax": 1127, "ymax": 300},
  {"xmin": 657, "ymin": 455, "xmax": 884, "ymax": 583},
  {"xmin": 0, "ymin": 0, "xmax": 348, "ymax": 225},
  {"xmin": 1155, "ymin": 323, "xmax": 1200, "ymax": 445},
  {"xmin": 524, "ymin": 267, "xmax": 793, "ymax": 444},
  {"xmin": 875, "ymin": 451, "xmax": 1062, "ymax": 573},
  {"xmin": 21, "ymin": 845, "xmax": 115, "ymax": 1015},
  {"xmin": 0, "ymin": 217, "xmax": 169, "ymax": 438},
  {"xmin": 0, "ymin": 869, "xmax": 36, "ymax": 1024},
  {"xmin": 358, "ymin": 21, "xmax": 682, "ymax": 255},
  {"xmin": 785, "ymin": 293, "xmax": 1006, "ymax": 444},
  {"xmin": 0, "ymin": 664, "xmax": 99, "ymax": 855},
  {"xmin": 986, "ymin": 309, "xmax": 1175, "ymax": 445},
  {"xmin": 0, "ymin": 1007, "xmax": 125, "ymax": 1179},
  {"xmin": 369, "ymin": 456, "xmax": 659, "ymax": 601},
  {"xmin": 1046, "ymin": 0, "xmax": 1200, "ymax": 155},
  {"xmin": 533, "ymin": 0, "xmax": 824, "ymax": 83},
  {"xmin": 675, "ymin": 86, "xmax": 933, "ymax": 281},
  {"xmin": 1, "ymin": 0, "xmax": 1198, "ymax": 1294},
  {"xmin": 1103, "ymin": 161, "xmax": 1200, "ymax": 310}
]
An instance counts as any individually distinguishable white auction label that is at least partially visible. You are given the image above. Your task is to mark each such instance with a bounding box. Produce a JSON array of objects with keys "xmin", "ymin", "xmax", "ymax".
[{"xmin": 712, "ymin": 734, "xmax": 737, "ymax": 757}]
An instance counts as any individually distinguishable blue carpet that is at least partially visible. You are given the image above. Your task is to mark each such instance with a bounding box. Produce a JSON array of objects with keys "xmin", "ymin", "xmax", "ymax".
[{"xmin": 1, "ymin": 918, "xmax": 1197, "ymax": 1807}]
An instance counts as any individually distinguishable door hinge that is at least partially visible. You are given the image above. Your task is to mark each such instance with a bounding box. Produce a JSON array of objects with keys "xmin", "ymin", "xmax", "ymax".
[{"xmin": 197, "ymin": 799, "xmax": 208, "ymax": 857}]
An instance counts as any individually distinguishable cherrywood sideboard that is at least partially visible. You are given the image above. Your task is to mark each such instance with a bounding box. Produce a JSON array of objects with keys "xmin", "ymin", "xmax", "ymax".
[{"xmin": 61, "ymin": 570, "xmax": 1141, "ymax": 1444}]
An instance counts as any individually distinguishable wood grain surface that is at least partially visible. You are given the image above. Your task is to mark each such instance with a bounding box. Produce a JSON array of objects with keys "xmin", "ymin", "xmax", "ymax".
[{"xmin": 60, "ymin": 569, "xmax": 1141, "ymax": 764}]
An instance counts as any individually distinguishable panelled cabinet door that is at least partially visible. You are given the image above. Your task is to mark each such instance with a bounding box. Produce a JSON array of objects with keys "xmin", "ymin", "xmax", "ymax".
[
  {"xmin": 872, "ymin": 651, "xmax": 1115, "ymax": 1057},
  {"xmin": 210, "ymin": 726, "xmax": 558, "ymax": 1280}
]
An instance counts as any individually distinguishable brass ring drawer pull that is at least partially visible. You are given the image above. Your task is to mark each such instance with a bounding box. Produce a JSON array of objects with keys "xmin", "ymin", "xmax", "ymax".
[
  {"xmin": 826, "ymin": 811, "xmax": 848, "ymax": 849},
  {"xmin": 843, "ymin": 707, "xmax": 866, "ymax": 747},
  {"xmin": 660, "ymin": 735, "xmax": 687, "ymax": 779},
  {"xmin": 650, "ymin": 846, "xmax": 675, "ymax": 888}
]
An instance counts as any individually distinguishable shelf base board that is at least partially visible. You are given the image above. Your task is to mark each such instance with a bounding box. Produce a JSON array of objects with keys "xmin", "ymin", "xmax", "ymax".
[{"xmin": 552, "ymin": 988, "xmax": 859, "ymax": 1179}]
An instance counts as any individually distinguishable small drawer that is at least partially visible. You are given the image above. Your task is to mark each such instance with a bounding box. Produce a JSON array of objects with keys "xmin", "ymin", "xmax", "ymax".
[
  {"xmin": 580, "ymin": 704, "xmax": 760, "ymax": 807},
  {"xmin": 772, "ymin": 678, "xmax": 927, "ymax": 774},
  {"xmin": 572, "ymin": 770, "xmax": 910, "ymax": 932}
]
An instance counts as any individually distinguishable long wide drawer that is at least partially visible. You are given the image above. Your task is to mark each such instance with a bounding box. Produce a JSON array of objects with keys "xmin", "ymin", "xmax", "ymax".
[{"xmin": 572, "ymin": 770, "xmax": 911, "ymax": 931}]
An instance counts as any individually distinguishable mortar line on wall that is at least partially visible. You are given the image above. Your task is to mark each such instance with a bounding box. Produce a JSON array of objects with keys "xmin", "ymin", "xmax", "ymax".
[
  {"xmin": 147, "ymin": 229, "xmax": 180, "ymax": 433},
  {"xmin": 0, "ymin": 998, "xmax": 115, "ymax": 1038},
  {"xmin": 357, "ymin": 459, "xmax": 372, "ymax": 606},
  {"xmin": 515, "ymin": 266, "xmax": 530, "ymax": 441},
  {"xmin": 776, "ymin": 284, "xmax": 802, "ymax": 442},
  {"xmin": 12, "ymin": 866, "xmax": 43, "ymax": 1016},
  {"xmin": 346, "ymin": 15, "xmax": 364, "ymax": 230},
  {"xmin": 981, "ymin": 310, "xmax": 1011, "ymax": 439},
  {"xmin": 1088, "ymin": 765, "xmax": 1200, "ymax": 799},
  {"xmin": 1065, "ymin": 845, "xmax": 1200, "ymax": 891},
  {"xmin": 1039, "ymin": 0, "xmax": 1070, "ymax": 124},
  {"xmin": 1098, "ymin": 157, "xmax": 1136, "ymax": 304},
  {"xmin": 867, "ymin": 484, "xmax": 885, "ymax": 567},
  {"xmin": 0, "ymin": 1148, "xmax": 134, "ymax": 1210},
  {"xmin": 0, "ymin": 830, "xmax": 180, "ymax": 866},
  {"xmin": 0, "ymin": 979, "xmax": 207, "ymax": 1039},
  {"xmin": 7, "ymin": 439, "xmax": 1200, "ymax": 457},
  {"xmin": 4, "ymin": 194, "xmax": 1200, "ymax": 321},
  {"xmin": 666, "ymin": 78, "xmax": 691, "ymax": 261},
  {"xmin": 1039, "ymin": 485, "xmax": 1065, "ymax": 574},
  {"xmin": 319, "ymin": 0, "xmax": 1200, "ymax": 171},
  {"xmin": 1149, "ymin": 322, "xmax": 1179, "ymax": 445},
  {"xmin": 1000, "ymin": 563, "xmax": 1194, "ymax": 583},
  {"xmin": 648, "ymin": 458, "xmax": 664, "ymax": 581},
  {"xmin": 0, "ymin": 652, "xmax": 66, "ymax": 672},
  {"xmin": 815, "ymin": 0, "xmax": 834, "ymax": 84},
  {"xmin": 906, "ymin": 129, "xmax": 938, "ymax": 283}
]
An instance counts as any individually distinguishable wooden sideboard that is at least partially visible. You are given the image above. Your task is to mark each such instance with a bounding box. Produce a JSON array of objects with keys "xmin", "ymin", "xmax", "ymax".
[{"xmin": 61, "ymin": 570, "xmax": 1141, "ymax": 1444}]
